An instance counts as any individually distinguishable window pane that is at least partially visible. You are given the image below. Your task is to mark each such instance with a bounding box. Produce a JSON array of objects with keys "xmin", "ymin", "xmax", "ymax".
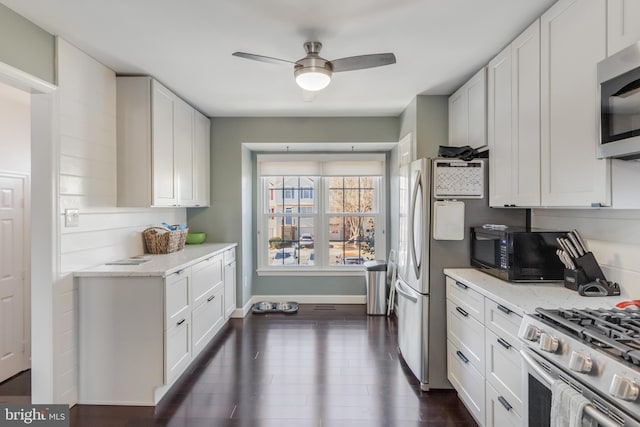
[
  {"xmin": 328, "ymin": 216, "xmax": 376, "ymax": 265},
  {"xmin": 267, "ymin": 216, "xmax": 315, "ymax": 266},
  {"xmin": 327, "ymin": 176, "xmax": 376, "ymax": 213},
  {"xmin": 265, "ymin": 176, "xmax": 316, "ymax": 214}
]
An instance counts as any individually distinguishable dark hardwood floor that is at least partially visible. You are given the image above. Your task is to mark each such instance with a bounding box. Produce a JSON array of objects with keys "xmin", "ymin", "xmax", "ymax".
[{"xmin": 70, "ymin": 304, "xmax": 476, "ymax": 426}]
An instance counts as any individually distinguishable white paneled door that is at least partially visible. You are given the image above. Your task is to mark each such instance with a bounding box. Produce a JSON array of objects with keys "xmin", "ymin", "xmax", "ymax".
[{"xmin": 0, "ymin": 175, "xmax": 26, "ymax": 383}]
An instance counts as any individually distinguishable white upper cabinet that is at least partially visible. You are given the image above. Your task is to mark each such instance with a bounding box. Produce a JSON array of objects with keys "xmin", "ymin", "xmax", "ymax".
[
  {"xmin": 449, "ymin": 68, "xmax": 487, "ymax": 149},
  {"xmin": 174, "ymin": 97, "xmax": 196, "ymax": 206},
  {"xmin": 117, "ymin": 76, "xmax": 210, "ymax": 207},
  {"xmin": 540, "ymin": 0, "xmax": 610, "ymax": 207},
  {"xmin": 194, "ymin": 110, "xmax": 211, "ymax": 207},
  {"xmin": 607, "ymin": 0, "xmax": 640, "ymax": 56},
  {"xmin": 488, "ymin": 20, "xmax": 541, "ymax": 207}
]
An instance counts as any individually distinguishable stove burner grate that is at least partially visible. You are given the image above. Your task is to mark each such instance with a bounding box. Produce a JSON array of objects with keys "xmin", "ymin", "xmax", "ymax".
[{"xmin": 534, "ymin": 307, "xmax": 640, "ymax": 366}]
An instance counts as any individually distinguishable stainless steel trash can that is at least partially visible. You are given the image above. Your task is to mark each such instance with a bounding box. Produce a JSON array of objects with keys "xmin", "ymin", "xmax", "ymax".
[{"xmin": 364, "ymin": 260, "xmax": 387, "ymax": 315}]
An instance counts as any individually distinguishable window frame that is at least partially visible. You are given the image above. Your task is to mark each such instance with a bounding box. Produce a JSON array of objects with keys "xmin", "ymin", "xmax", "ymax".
[{"xmin": 257, "ymin": 154, "xmax": 386, "ymax": 276}]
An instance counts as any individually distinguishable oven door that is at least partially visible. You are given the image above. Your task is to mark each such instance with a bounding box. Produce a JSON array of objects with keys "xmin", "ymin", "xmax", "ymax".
[{"xmin": 520, "ymin": 348, "xmax": 640, "ymax": 427}]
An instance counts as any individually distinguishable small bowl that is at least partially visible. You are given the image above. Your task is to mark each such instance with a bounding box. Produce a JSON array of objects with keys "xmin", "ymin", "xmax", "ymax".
[{"xmin": 186, "ymin": 232, "xmax": 206, "ymax": 244}]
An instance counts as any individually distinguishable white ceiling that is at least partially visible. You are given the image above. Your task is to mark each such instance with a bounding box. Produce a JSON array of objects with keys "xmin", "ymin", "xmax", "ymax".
[{"xmin": 2, "ymin": 0, "xmax": 556, "ymax": 117}]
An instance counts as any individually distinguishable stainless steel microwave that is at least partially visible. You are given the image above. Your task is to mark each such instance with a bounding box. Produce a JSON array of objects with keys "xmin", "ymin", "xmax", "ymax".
[
  {"xmin": 470, "ymin": 227, "xmax": 567, "ymax": 282},
  {"xmin": 598, "ymin": 41, "xmax": 640, "ymax": 160}
]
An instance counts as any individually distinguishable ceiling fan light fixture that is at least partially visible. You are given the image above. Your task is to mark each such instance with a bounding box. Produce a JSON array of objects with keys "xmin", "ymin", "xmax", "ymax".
[{"xmin": 295, "ymin": 67, "xmax": 332, "ymax": 91}]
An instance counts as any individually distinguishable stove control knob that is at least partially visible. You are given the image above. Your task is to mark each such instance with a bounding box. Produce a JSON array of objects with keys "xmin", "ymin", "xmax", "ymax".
[
  {"xmin": 538, "ymin": 333, "xmax": 559, "ymax": 353},
  {"xmin": 522, "ymin": 324, "xmax": 541, "ymax": 342},
  {"xmin": 569, "ymin": 352, "xmax": 592, "ymax": 373},
  {"xmin": 610, "ymin": 374, "xmax": 639, "ymax": 401}
]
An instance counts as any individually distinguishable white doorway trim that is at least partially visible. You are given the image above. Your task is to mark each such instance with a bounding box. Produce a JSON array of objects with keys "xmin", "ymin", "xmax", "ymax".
[{"xmin": 0, "ymin": 60, "xmax": 57, "ymax": 404}]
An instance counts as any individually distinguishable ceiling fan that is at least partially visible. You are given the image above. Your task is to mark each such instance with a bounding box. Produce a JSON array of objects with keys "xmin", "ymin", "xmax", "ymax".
[{"xmin": 232, "ymin": 41, "xmax": 396, "ymax": 92}]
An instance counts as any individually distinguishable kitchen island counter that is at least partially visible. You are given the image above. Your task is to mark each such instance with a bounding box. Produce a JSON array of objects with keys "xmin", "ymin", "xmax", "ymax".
[
  {"xmin": 444, "ymin": 268, "xmax": 629, "ymax": 316},
  {"xmin": 74, "ymin": 242, "xmax": 237, "ymax": 278}
]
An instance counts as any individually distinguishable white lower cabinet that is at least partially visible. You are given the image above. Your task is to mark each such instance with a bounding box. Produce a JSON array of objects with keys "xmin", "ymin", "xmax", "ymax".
[
  {"xmin": 165, "ymin": 315, "xmax": 191, "ymax": 384},
  {"xmin": 192, "ymin": 282, "xmax": 224, "ymax": 357},
  {"xmin": 223, "ymin": 248, "xmax": 236, "ymax": 319},
  {"xmin": 446, "ymin": 276, "xmax": 524, "ymax": 427},
  {"xmin": 486, "ymin": 382, "xmax": 522, "ymax": 427},
  {"xmin": 447, "ymin": 339, "xmax": 486, "ymax": 426},
  {"xmin": 78, "ymin": 247, "xmax": 235, "ymax": 405}
]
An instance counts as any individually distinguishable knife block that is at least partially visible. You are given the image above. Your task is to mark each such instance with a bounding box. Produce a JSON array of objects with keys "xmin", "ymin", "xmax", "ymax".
[
  {"xmin": 573, "ymin": 252, "xmax": 607, "ymax": 281},
  {"xmin": 564, "ymin": 268, "xmax": 589, "ymax": 291}
]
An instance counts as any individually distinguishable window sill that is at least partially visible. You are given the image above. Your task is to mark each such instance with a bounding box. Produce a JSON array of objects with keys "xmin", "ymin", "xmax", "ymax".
[{"xmin": 257, "ymin": 268, "xmax": 366, "ymax": 277}]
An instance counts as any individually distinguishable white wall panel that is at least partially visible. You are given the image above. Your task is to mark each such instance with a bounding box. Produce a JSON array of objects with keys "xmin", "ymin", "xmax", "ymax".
[
  {"xmin": 52, "ymin": 39, "xmax": 187, "ymax": 405},
  {"xmin": 532, "ymin": 209, "xmax": 640, "ymax": 299}
]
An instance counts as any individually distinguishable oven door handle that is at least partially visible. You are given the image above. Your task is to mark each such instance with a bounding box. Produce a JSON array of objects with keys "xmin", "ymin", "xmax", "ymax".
[{"xmin": 520, "ymin": 349, "xmax": 623, "ymax": 427}]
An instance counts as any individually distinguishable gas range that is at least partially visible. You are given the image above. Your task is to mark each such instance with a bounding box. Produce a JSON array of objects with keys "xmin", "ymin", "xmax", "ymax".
[{"xmin": 519, "ymin": 307, "xmax": 640, "ymax": 425}]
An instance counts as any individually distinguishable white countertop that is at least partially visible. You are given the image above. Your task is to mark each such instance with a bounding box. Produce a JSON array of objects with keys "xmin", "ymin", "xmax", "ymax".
[
  {"xmin": 74, "ymin": 243, "xmax": 237, "ymax": 278},
  {"xmin": 443, "ymin": 268, "xmax": 629, "ymax": 316}
]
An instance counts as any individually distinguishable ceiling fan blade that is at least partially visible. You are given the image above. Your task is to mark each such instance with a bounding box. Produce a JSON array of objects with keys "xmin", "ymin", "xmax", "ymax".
[
  {"xmin": 331, "ymin": 53, "xmax": 396, "ymax": 72},
  {"xmin": 232, "ymin": 52, "xmax": 294, "ymax": 65}
]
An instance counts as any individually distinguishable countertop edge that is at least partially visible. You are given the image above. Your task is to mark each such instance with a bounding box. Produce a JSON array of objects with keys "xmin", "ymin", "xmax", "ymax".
[
  {"xmin": 443, "ymin": 268, "xmax": 628, "ymax": 315},
  {"xmin": 74, "ymin": 242, "xmax": 238, "ymax": 278}
]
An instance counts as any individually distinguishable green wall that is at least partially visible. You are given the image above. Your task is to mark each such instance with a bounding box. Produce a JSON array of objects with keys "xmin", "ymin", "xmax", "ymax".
[
  {"xmin": 187, "ymin": 117, "xmax": 400, "ymax": 306},
  {"xmin": 0, "ymin": 4, "xmax": 55, "ymax": 84}
]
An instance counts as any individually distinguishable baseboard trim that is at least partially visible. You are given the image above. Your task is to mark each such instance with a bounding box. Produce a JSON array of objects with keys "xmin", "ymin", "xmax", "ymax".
[{"xmin": 231, "ymin": 295, "xmax": 366, "ymax": 318}]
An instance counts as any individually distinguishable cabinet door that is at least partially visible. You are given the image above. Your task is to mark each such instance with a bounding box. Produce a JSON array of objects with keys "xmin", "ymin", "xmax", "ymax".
[
  {"xmin": 488, "ymin": 44, "xmax": 513, "ymax": 207},
  {"xmin": 449, "ymin": 68, "xmax": 487, "ymax": 149},
  {"xmin": 540, "ymin": 0, "xmax": 610, "ymax": 206},
  {"xmin": 194, "ymin": 110, "xmax": 210, "ymax": 207},
  {"xmin": 467, "ymin": 68, "xmax": 487, "ymax": 149},
  {"xmin": 449, "ymin": 89, "xmax": 468, "ymax": 147},
  {"xmin": 165, "ymin": 316, "xmax": 191, "ymax": 384},
  {"xmin": 191, "ymin": 284, "xmax": 224, "ymax": 357},
  {"xmin": 191, "ymin": 254, "xmax": 223, "ymax": 307},
  {"xmin": 151, "ymin": 81, "xmax": 177, "ymax": 206},
  {"xmin": 485, "ymin": 381, "xmax": 522, "ymax": 427},
  {"xmin": 224, "ymin": 261, "xmax": 236, "ymax": 318},
  {"xmin": 608, "ymin": 0, "xmax": 640, "ymax": 56},
  {"xmin": 511, "ymin": 20, "xmax": 541, "ymax": 206},
  {"xmin": 174, "ymin": 97, "xmax": 195, "ymax": 206}
]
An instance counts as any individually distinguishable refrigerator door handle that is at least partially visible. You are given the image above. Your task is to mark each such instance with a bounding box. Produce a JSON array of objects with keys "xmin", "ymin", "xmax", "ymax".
[
  {"xmin": 409, "ymin": 168, "xmax": 422, "ymax": 280},
  {"xmin": 395, "ymin": 280, "xmax": 418, "ymax": 303}
]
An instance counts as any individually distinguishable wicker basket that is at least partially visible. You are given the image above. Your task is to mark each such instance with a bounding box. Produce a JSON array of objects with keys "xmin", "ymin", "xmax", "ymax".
[{"xmin": 143, "ymin": 227, "xmax": 188, "ymax": 254}]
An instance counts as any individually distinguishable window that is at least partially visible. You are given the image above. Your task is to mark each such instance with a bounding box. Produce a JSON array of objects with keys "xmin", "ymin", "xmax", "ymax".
[{"xmin": 258, "ymin": 154, "xmax": 385, "ymax": 273}]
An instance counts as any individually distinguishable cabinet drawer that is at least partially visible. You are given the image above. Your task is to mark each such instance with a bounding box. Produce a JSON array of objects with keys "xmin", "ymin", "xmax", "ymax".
[
  {"xmin": 165, "ymin": 269, "xmax": 190, "ymax": 328},
  {"xmin": 165, "ymin": 316, "xmax": 191, "ymax": 384},
  {"xmin": 191, "ymin": 254, "xmax": 223, "ymax": 306},
  {"xmin": 192, "ymin": 284, "xmax": 224, "ymax": 357},
  {"xmin": 224, "ymin": 248, "xmax": 235, "ymax": 265},
  {"xmin": 446, "ymin": 277, "xmax": 484, "ymax": 321},
  {"xmin": 485, "ymin": 298, "xmax": 522, "ymax": 349},
  {"xmin": 485, "ymin": 329, "xmax": 523, "ymax": 415},
  {"xmin": 447, "ymin": 299, "xmax": 485, "ymax": 374},
  {"xmin": 486, "ymin": 381, "xmax": 522, "ymax": 427},
  {"xmin": 447, "ymin": 339, "xmax": 485, "ymax": 427}
]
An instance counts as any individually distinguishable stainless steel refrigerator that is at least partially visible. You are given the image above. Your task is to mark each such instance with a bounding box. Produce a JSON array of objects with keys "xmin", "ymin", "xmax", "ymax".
[{"xmin": 395, "ymin": 157, "xmax": 525, "ymax": 390}]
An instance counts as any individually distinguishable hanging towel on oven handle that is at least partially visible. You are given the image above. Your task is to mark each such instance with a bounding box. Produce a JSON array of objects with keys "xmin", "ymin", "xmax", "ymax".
[{"xmin": 550, "ymin": 380, "xmax": 593, "ymax": 427}]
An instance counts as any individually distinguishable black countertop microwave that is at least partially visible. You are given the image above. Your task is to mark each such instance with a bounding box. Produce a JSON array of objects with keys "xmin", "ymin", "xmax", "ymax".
[{"xmin": 470, "ymin": 227, "xmax": 567, "ymax": 282}]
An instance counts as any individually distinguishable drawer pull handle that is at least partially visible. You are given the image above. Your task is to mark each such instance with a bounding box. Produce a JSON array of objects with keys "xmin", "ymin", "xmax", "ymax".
[
  {"xmin": 497, "ymin": 337, "xmax": 512, "ymax": 350},
  {"xmin": 498, "ymin": 396, "xmax": 512, "ymax": 411},
  {"xmin": 456, "ymin": 351, "xmax": 469, "ymax": 364},
  {"xmin": 176, "ymin": 318, "xmax": 186, "ymax": 326},
  {"xmin": 497, "ymin": 304, "xmax": 512, "ymax": 315},
  {"xmin": 455, "ymin": 281, "xmax": 468, "ymax": 290},
  {"xmin": 176, "ymin": 269, "xmax": 185, "ymax": 275},
  {"xmin": 455, "ymin": 306, "xmax": 469, "ymax": 317},
  {"xmin": 207, "ymin": 295, "xmax": 215, "ymax": 302}
]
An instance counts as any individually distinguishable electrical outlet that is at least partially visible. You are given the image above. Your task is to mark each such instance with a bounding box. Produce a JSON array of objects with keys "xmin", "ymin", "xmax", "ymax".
[{"xmin": 65, "ymin": 208, "xmax": 79, "ymax": 227}]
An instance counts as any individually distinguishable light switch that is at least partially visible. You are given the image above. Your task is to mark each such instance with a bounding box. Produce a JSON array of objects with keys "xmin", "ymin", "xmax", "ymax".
[{"xmin": 65, "ymin": 208, "xmax": 79, "ymax": 227}]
